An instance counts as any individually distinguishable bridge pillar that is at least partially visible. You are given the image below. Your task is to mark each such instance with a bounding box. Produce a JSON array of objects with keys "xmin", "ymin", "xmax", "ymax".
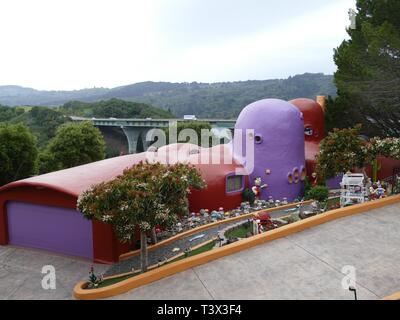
[
  {"xmin": 122, "ymin": 127, "xmax": 156, "ymax": 153},
  {"xmin": 122, "ymin": 127, "xmax": 142, "ymax": 154}
]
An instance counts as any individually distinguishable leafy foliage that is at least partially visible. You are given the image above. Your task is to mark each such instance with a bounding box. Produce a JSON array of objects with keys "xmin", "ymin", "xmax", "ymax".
[
  {"xmin": 0, "ymin": 123, "xmax": 38, "ymax": 186},
  {"xmin": 316, "ymin": 125, "xmax": 400, "ymax": 181},
  {"xmin": 60, "ymin": 98, "xmax": 174, "ymax": 119},
  {"xmin": 0, "ymin": 105, "xmax": 24, "ymax": 122},
  {"xmin": 328, "ymin": 0, "xmax": 400, "ymax": 137},
  {"xmin": 9, "ymin": 106, "xmax": 69, "ymax": 147},
  {"xmin": 315, "ymin": 125, "xmax": 366, "ymax": 181},
  {"xmin": 305, "ymin": 186, "xmax": 329, "ymax": 202},
  {"xmin": 77, "ymin": 161, "xmax": 206, "ymax": 272},
  {"xmin": 38, "ymin": 121, "xmax": 105, "ymax": 173},
  {"xmin": 242, "ymin": 188, "xmax": 256, "ymax": 206},
  {"xmin": 77, "ymin": 162, "xmax": 206, "ymax": 242}
]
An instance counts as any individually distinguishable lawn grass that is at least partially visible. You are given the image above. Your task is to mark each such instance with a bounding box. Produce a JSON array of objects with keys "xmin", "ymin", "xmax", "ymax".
[
  {"xmin": 169, "ymin": 240, "xmax": 216, "ymax": 263},
  {"xmin": 225, "ymin": 223, "xmax": 252, "ymax": 239},
  {"xmin": 93, "ymin": 273, "xmax": 138, "ymax": 289}
]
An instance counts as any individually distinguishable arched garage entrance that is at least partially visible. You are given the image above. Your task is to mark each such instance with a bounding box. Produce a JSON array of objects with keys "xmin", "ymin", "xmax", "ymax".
[{"xmin": 6, "ymin": 202, "xmax": 93, "ymax": 259}]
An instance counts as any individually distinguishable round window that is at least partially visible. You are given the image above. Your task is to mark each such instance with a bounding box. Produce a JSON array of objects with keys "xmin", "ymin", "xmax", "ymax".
[
  {"xmin": 305, "ymin": 127, "xmax": 313, "ymax": 136},
  {"xmin": 293, "ymin": 168, "xmax": 300, "ymax": 184},
  {"xmin": 255, "ymin": 134, "xmax": 263, "ymax": 144},
  {"xmin": 287, "ymin": 173, "xmax": 294, "ymax": 184},
  {"xmin": 300, "ymin": 166, "xmax": 307, "ymax": 181}
]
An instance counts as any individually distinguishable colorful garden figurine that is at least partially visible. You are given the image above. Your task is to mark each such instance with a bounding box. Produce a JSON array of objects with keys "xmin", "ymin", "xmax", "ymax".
[
  {"xmin": 88, "ymin": 266, "xmax": 103, "ymax": 288},
  {"xmin": 311, "ymin": 172, "xmax": 318, "ymax": 187},
  {"xmin": 275, "ymin": 200, "xmax": 281, "ymax": 207},
  {"xmin": 211, "ymin": 210, "xmax": 222, "ymax": 220},
  {"xmin": 282, "ymin": 197, "xmax": 288, "ymax": 206},
  {"xmin": 376, "ymin": 182, "xmax": 386, "ymax": 199},
  {"xmin": 268, "ymin": 196, "xmax": 274, "ymax": 206},
  {"xmin": 252, "ymin": 177, "xmax": 268, "ymax": 200}
]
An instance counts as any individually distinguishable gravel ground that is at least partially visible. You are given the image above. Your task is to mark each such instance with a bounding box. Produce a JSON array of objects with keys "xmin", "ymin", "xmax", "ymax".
[{"xmin": 104, "ymin": 204, "xmax": 313, "ymax": 277}]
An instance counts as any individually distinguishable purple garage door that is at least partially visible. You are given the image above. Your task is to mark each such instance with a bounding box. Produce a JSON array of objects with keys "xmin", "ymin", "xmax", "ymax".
[{"xmin": 7, "ymin": 202, "xmax": 93, "ymax": 259}]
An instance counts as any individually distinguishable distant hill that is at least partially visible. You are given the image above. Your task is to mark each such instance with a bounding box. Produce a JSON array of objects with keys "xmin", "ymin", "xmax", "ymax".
[{"xmin": 0, "ymin": 73, "xmax": 336, "ymax": 118}]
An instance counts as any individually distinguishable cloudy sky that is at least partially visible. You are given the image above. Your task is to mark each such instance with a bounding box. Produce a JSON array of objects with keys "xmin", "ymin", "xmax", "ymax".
[{"xmin": 0, "ymin": 0, "xmax": 355, "ymax": 90}]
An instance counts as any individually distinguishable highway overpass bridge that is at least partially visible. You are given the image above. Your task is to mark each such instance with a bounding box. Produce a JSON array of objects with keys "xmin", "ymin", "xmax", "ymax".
[{"xmin": 70, "ymin": 116, "xmax": 236, "ymax": 154}]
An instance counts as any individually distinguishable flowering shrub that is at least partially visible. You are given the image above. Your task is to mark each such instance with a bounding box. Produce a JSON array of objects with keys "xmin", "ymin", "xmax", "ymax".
[
  {"xmin": 315, "ymin": 125, "xmax": 366, "ymax": 181},
  {"xmin": 77, "ymin": 161, "xmax": 206, "ymax": 272},
  {"xmin": 365, "ymin": 137, "xmax": 400, "ymax": 161},
  {"xmin": 316, "ymin": 125, "xmax": 400, "ymax": 182}
]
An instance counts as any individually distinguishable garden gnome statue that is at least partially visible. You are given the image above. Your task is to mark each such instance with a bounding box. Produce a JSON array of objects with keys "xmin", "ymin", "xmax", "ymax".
[
  {"xmin": 376, "ymin": 182, "xmax": 386, "ymax": 199},
  {"xmin": 282, "ymin": 197, "xmax": 288, "ymax": 206},
  {"xmin": 311, "ymin": 172, "xmax": 318, "ymax": 187},
  {"xmin": 252, "ymin": 177, "xmax": 268, "ymax": 200}
]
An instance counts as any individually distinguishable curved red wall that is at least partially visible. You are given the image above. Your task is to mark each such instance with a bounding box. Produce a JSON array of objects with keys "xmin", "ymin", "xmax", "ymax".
[
  {"xmin": 290, "ymin": 98, "xmax": 325, "ymax": 175},
  {"xmin": 189, "ymin": 163, "xmax": 249, "ymax": 213}
]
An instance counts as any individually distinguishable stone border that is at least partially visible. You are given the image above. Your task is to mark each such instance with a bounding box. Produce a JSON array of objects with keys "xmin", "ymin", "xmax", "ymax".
[
  {"xmin": 73, "ymin": 195, "xmax": 400, "ymax": 300},
  {"xmin": 119, "ymin": 201, "xmax": 313, "ymax": 261}
]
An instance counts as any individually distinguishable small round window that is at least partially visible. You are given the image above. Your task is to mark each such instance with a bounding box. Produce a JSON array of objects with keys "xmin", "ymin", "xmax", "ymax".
[
  {"xmin": 300, "ymin": 166, "xmax": 307, "ymax": 181},
  {"xmin": 287, "ymin": 173, "xmax": 294, "ymax": 184},
  {"xmin": 305, "ymin": 127, "xmax": 313, "ymax": 136},
  {"xmin": 255, "ymin": 134, "xmax": 263, "ymax": 144},
  {"xmin": 293, "ymin": 168, "xmax": 300, "ymax": 184}
]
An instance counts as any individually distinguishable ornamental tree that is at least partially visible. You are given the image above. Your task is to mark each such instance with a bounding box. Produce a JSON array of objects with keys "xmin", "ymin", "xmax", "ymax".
[
  {"xmin": 315, "ymin": 125, "xmax": 366, "ymax": 182},
  {"xmin": 77, "ymin": 161, "xmax": 206, "ymax": 272}
]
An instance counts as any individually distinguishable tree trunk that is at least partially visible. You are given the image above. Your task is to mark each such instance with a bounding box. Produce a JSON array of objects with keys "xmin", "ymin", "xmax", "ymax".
[
  {"xmin": 151, "ymin": 227, "xmax": 157, "ymax": 244},
  {"xmin": 140, "ymin": 231, "xmax": 148, "ymax": 273}
]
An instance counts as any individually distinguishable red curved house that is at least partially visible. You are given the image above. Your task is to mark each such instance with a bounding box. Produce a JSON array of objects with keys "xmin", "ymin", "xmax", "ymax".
[{"xmin": 0, "ymin": 144, "xmax": 246, "ymax": 263}]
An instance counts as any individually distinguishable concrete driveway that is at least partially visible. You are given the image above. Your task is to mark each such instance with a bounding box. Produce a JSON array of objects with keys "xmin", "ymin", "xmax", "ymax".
[
  {"xmin": 109, "ymin": 204, "xmax": 400, "ymax": 300},
  {"xmin": 0, "ymin": 246, "xmax": 107, "ymax": 300}
]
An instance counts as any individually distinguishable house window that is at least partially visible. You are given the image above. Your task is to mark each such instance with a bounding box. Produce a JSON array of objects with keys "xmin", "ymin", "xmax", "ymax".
[{"xmin": 226, "ymin": 175, "xmax": 244, "ymax": 193}]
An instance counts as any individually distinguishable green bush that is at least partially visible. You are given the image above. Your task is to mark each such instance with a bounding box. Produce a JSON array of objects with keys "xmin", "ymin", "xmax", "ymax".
[
  {"xmin": 305, "ymin": 186, "xmax": 329, "ymax": 202},
  {"xmin": 242, "ymin": 188, "xmax": 255, "ymax": 206}
]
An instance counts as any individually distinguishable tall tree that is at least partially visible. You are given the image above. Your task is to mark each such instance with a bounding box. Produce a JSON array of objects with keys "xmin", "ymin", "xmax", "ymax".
[
  {"xmin": 39, "ymin": 121, "xmax": 105, "ymax": 173},
  {"xmin": 0, "ymin": 123, "xmax": 38, "ymax": 186},
  {"xmin": 328, "ymin": 0, "xmax": 400, "ymax": 137}
]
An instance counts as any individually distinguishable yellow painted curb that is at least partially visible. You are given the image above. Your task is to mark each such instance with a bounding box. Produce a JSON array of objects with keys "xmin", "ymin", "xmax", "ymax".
[
  {"xmin": 119, "ymin": 200, "xmax": 313, "ymax": 261},
  {"xmin": 74, "ymin": 195, "xmax": 400, "ymax": 300},
  {"xmin": 382, "ymin": 292, "xmax": 400, "ymax": 300}
]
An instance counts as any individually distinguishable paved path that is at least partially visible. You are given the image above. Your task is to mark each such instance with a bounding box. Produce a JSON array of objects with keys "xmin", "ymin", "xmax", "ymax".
[
  {"xmin": 108, "ymin": 204, "xmax": 400, "ymax": 300},
  {"xmin": 0, "ymin": 246, "xmax": 107, "ymax": 300}
]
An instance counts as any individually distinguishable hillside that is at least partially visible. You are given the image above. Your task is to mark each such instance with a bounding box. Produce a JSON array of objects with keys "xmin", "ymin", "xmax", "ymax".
[{"xmin": 0, "ymin": 73, "xmax": 336, "ymax": 119}]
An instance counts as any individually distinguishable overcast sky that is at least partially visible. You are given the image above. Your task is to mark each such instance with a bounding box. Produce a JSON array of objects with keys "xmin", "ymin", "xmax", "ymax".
[{"xmin": 0, "ymin": 0, "xmax": 355, "ymax": 90}]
